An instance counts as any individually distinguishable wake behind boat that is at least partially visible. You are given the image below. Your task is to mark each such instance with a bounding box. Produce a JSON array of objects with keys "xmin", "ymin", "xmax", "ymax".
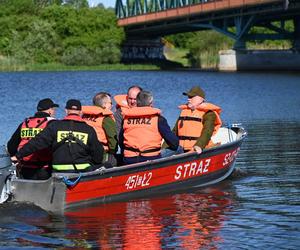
[{"xmin": 0, "ymin": 125, "xmax": 247, "ymax": 214}]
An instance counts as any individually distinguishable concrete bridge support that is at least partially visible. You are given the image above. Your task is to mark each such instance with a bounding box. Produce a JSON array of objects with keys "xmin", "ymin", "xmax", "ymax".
[
  {"xmin": 219, "ymin": 49, "xmax": 300, "ymax": 71},
  {"xmin": 219, "ymin": 16, "xmax": 300, "ymax": 71}
]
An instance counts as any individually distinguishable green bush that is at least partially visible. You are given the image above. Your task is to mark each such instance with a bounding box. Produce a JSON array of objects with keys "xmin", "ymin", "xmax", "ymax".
[
  {"xmin": 0, "ymin": 1, "xmax": 124, "ymax": 66},
  {"xmin": 61, "ymin": 46, "xmax": 93, "ymax": 65},
  {"xmin": 7, "ymin": 19, "xmax": 59, "ymax": 63},
  {"xmin": 61, "ymin": 45, "xmax": 121, "ymax": 66}
]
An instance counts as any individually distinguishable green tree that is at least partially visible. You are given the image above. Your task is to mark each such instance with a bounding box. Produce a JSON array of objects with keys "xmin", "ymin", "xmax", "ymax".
[
  {"xmin": 63, "ymin": 0, "xmax": 88, "ymax": 9},
  {"xmin": 34, "ymin": 0, "xmax": 63, "ymax": 7},
  {"xmin": 0, "ymin": 0, "xmax": 38, "ymax": 15},
  {"xmin": 40, "ymin": 4, "xmax": 124, "ymax": 65},
  {"xmin": 9, "ymin": 19, "xmax": 60, "ymax": 63},
  {"xmin": 0, "ymin": 1, "xmax": 125, "ymax": 67},
  {"xmin": 0, "ymin": 14, "xmax": 41, "ymax": 54},
  {"xmin": 187, "ymin": 31, "xmax": 233, "ymax": 67},
  {"xmin": 166, "ymin": 31, "xmax": 233, "ymax": 68}
]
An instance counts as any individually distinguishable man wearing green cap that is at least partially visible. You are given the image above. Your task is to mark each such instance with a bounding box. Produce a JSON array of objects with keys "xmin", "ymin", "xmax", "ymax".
[{"xmin": 173, "ymin": 86, "xmax": 222, "ymax": 154}]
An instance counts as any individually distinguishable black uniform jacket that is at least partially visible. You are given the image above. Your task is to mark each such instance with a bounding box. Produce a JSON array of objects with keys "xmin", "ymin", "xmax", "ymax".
[{"xmin": 16, "ymin": 115, "xmax": 104, "ymax": 166}]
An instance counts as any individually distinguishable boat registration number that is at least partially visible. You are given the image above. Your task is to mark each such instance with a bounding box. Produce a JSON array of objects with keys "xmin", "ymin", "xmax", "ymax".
[
  {"xmin": 223, "ymin": 148, "xmax": 240, "ymax": 166},
  {"xmin": 125, "ymin": 172, "xmax": 153, "ymax": 190}
]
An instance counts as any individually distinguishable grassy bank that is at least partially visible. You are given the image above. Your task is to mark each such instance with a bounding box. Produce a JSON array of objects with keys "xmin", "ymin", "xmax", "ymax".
[
  {"xmin": 164, "ymin": 47, "xmax": 219, "ymax": 69},
  {"xmin": 0, "ymin": 61, "xmax": 159, "ymax": 72},
  {"xmin": 164, "ymin": 47, "xmax": 190, "ymax": 67}
]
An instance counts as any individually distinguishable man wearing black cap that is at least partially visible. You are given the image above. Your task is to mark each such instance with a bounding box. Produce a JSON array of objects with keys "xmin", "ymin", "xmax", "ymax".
[
  {"xmin": 13, "ymin": 99, "xmax": 104, "ymax": 173},
  {"xmin": 7, "ymin": 98, "xmax": 59, "ymax": 180},
  {"xmin": 173, "ymin": 86, "xmax": 222, "ymax": 154}
]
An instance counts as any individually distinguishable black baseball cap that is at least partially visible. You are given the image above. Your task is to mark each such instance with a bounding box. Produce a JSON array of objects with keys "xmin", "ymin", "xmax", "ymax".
[
  {"xmin": 65, "ymin": 99, "xmax": 82, "ymax": 111},
  {"xmin": 37, "ymin": 98, "xmax": 59, "ymax": 111}
]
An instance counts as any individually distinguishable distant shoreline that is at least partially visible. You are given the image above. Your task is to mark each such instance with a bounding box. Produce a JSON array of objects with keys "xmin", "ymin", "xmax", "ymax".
[{"xmin": 0, "ymin": 63, "xmax": 160, "ymax": 72}]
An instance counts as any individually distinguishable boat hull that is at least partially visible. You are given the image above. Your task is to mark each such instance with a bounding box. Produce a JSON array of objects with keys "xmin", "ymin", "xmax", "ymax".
[
  {"xmin": 0, "ymin": 147, "xmax": 14, "ymax": 203},
  {"xmin": 4, "ymin": 126, "xmax": 247, "ymax": 214}
]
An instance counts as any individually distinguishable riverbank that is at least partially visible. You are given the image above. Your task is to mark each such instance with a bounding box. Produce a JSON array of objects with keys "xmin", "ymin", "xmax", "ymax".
[
  {"xmin": 0, "ymin": 47, "xmax": 214, "ymax": 72},
  {"xmin": 0, "ymin": 61, "xmax": 159, "ymax": 72}
]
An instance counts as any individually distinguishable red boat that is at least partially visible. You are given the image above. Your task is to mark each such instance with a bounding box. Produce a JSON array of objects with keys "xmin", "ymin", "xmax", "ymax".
[{"xmin": 0, "ymin": 125, "xmax": 246, "ymax": 214}]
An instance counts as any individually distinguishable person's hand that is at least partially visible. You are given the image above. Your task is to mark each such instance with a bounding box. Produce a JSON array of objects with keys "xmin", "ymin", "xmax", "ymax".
[
  {"xmin": 10, "ymin": 156, "xmax": 19, "ymax": 163},
  {"xmin": 193, "ymin": 146, "xmax": 202, "ymax": 154}
]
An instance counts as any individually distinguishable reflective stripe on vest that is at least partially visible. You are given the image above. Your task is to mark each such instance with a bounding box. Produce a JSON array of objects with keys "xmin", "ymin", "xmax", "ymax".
[
  {"xmin": 81, "ymin": 106, "xmax": 114, "ymax": 151},
  {"xmin": 52, "ymin": 163, "xmax": 90, "ymax": 171},
  {"xmin": 177, "ymin": 103, "xmax": 222, "ymax": 151},
  {"xmin": 122, "ymin": 107, "xmax": 162, "ymax": 157}
]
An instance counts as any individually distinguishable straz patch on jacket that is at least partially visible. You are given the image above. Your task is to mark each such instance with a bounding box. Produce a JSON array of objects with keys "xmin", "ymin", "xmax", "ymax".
[
  {"xmin": 127, "ymin": 117, "xmax": 152, "ymax": 125},
  {"xmin": 20, "ymin": 128, "xmax": 43, "ymax": 138},
  {"xmin": 57, "ymin": 131, "xmax": 88, "ymax": 144}
]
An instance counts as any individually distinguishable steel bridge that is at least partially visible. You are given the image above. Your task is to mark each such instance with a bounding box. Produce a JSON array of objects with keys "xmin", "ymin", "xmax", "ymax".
[{"xmin": 115, "ymin": 0, "xmax": 300, "ymax": 69}]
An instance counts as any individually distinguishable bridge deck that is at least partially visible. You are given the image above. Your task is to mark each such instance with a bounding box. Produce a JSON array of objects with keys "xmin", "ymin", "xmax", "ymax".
[{"xmin": 118, "ymin": 0, "xmax": 283, "ymax": 26}]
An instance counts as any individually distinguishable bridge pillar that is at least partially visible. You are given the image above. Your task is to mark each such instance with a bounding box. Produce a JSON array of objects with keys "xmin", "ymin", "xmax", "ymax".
[
  {"xmin": 219, "ymin": 49, "xmax": 300, "ymax": 71},
  {"xmin": 220, "ymin": 15, "xmax": 300, "ymax": 71},
  {"xmin": 293, "ymin": 16, "xmax": 300, "ymax": 51},
  {"xmin": 121, "ymin": 38, "xmax": 166, "ymax": 63}
]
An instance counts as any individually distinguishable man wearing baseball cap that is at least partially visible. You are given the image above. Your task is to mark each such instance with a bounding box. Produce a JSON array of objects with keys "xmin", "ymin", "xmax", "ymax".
[
  {"xmin": 7, "ymin": 98, "xmax": 59, "ymax": 180},
  {"xmin": 172, "ymin": 86, "xmax": 222, "ymax": 154},
  {"xmin": 13, "ymin": 99, "xmax": 104, "ymax": 173}
]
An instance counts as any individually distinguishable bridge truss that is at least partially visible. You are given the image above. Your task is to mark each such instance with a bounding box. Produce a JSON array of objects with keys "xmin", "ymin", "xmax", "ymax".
[{"xmin": 116, "ymin": 0, "xmax": 300, "ymax": 50}]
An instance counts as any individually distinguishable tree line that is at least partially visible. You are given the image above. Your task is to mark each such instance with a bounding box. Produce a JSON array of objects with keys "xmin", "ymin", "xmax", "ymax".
[
  {"xmin": 0, "ymin": 0, "xmax": 294, "ymax": 70},
  {"xmin": 0, "ymin": 0, "xmax": 124, "ymax": 67}
]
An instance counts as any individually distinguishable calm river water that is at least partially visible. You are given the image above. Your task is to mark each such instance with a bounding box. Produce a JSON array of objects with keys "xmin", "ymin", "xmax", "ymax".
[{"xmin": 0, "ymin": 70, "xmax": 299, "ymax": 249}]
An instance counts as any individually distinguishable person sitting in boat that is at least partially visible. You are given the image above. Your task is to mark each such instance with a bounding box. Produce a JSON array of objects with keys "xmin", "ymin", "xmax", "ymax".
[
  {"xmin": 173, "ymin": 86, "xmax": 222, "ymax": 154},
  {"xmin": 7, "ymin": 98, "xmax": 59, "ymax": 180},
  {"xmin": 12, "ymin": 99, "xmax": 104, "ymax": 173},
  {"xmin": 82, "ymin": 92, "xmax": 118, "ymax": 166},
  {"xmin": 120, "ymin": 90, "xmax": 179, "ymax": 164},
  {"xmin": 114, "ymin": 85, "xmax": 143, "ymax": 140}
]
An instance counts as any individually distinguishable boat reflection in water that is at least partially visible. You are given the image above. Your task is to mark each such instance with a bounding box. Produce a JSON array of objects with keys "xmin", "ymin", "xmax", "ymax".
[{"xmin": 65, "ymin": 185, "xmax": 234, "ymax": 249}]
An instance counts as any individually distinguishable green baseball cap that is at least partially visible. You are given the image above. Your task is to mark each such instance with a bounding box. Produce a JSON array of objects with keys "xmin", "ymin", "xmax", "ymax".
[{"xmin": 183, "ymin": 86, "xmax": 205, "ymax": 98}]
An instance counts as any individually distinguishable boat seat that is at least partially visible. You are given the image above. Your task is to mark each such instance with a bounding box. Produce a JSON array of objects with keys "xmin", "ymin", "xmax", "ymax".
[{"xmin": 211, "ymin": 127, "xmax": 237, "ymax": 145}]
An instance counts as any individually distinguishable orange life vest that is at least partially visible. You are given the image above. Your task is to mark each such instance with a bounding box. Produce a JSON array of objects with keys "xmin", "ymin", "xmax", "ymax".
[
  {"xmin": 18, "ymin": 116, "xmax": 53, "ymax": 164},
  {"xmin": 114, "ymin": 94, "xmax": 129, "ymax": 110},
  {"xmin": 81, "ymin": 106, "xmax": 115, "ymax": 151},
  {"xmin": 177, "ymin": 103, "xmax": 222, "ymax": 151},
  {"xmin": 122, "ymin": 107, "xmax": 162, "ymax": 157}
]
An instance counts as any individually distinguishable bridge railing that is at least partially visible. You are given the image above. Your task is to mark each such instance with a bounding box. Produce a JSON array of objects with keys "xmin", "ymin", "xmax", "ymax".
[
  {"xmin": 116, "ymin": 0, "xmax": 220, "ymax": 18},
  {"xmin": 116, "ymin": 0, "xmax": 285, "ymax": 20}
]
